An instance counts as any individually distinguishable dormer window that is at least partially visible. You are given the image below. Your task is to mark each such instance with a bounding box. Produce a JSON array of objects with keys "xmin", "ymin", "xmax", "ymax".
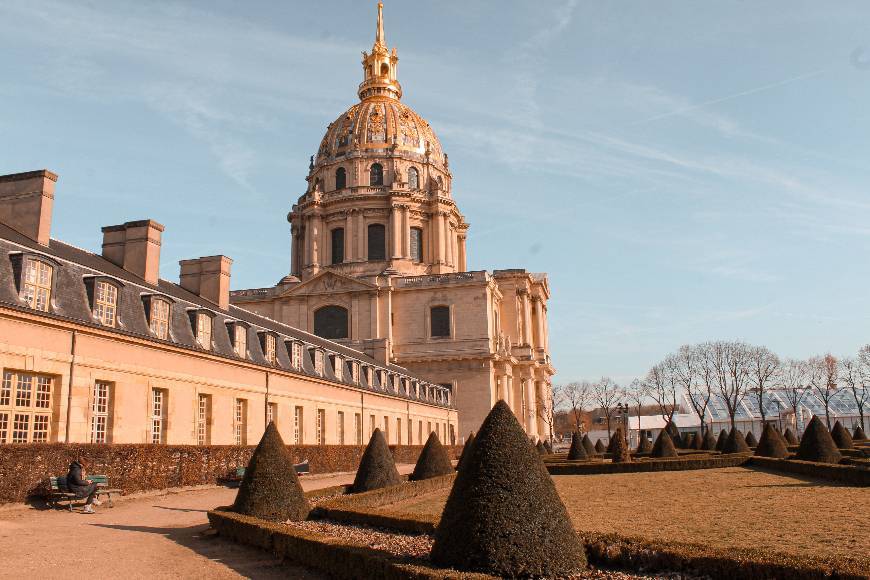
[
  {"xmin": 332, "ymin": 355, "xmax": 343, "ymax": 380},
  {"xmin": 289, "ymin": 341, "xmax": 303, "ymax": 370},
  {"xmin": 351, "ymin": 361, "xmax": 360, "ymax": 383},
  {"xmin": 365, "ymin": 366, "xmax": 373, "ymax": 386},
  {"xmin": 195, "ymin": 312, "xmax": 212, "ymax": 350},
  {"xmin": 231, "ymin": 323, "xmax": 247, "ymax": 358},
  {"xmin": 312, "ymin": 349, "xmax": 324, "ymax": 376},
  {"xmin": 148, "ymin": 298, "xmax": 171, "ymax": 340},
  {"xmin": 21, "ymin": 258, "xmax": 53, "ymax": 312},
  {"xmin": 94, "ymin": 280, "xmax": 119, "ymax": 327},
  {"xmin": 261, "ymin": 333, "xmax": 277, "ymax": 365}
]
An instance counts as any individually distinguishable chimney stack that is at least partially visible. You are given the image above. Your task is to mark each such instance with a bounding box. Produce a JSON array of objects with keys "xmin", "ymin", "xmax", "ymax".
[
  {"xmin": 101, "ymin": 220, "xmax": 165, "ymax": 286},
  {"xmin": 0, "ymin": 170, "xmax": 58, "ymax": 246},
  {"xmin": 179, "ymin": 255, "xmax": 233, "ymax": 310}
]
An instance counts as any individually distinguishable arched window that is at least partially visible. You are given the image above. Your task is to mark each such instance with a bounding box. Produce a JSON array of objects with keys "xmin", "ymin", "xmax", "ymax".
[
  {"xmin": 314, "ymin": 306, "xmax": 349, "ymax": 340},
  {"xmin": 437, "ymin": 176, "xmax": 444, "ymax": 190},
  {"xmin": 430, "ymin": 306, "xmax": 451, "ymax": 338},
  {"xmin": 367, "ymin": 224, "xmax": 386, "ymax": 261},
  {"xmin": 410, "ymin": 227, "xmax": 423, "ymax": 262},
  {"xmin": 335, "ymin": 167, "xmax": 346, "ymax": 190},
  {"xmin": 331, "ymin": 228, "xmax": 344, "ymax": 264},
  {"xmin": 380, "ymin": 63, "xmax": 390, "ymax": 76},
  {"xmin": 408, "ymin": 167, "xmax": 419, "ymax": 189},
  {"xmin": 370, "ymin": 163, "xmax": 384, "ymax": 186}
]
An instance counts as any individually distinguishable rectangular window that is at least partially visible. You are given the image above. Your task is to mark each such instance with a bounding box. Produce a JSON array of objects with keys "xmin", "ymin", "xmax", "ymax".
[
  {"xmin": 90, "ymin": 381, "xmax": 111, "ymax": 444},
  {"xmin": 337, "ymin": 411, "xmax": 345, "ymax": 445},
  {"xmin": 150, "ymin": 388, "xmax": 166, "ymax": 444},
  {"xmin": 355, "ymin": 413, "xmax": 362, "ymax": 444},
  {"xmin": 267, "ymin": 402, "xmax": 277, "ymax": 427},
  {"xmin": 331, "ymin": 228, "xmax": 345, "ymax": 265},
  {"xmin": 351, "ymin": 362, "xmax": 360, "ymax": 383},
  {"xmin": 0, "ymin": 371, "xmax": 53, "ymax": 443},
  {"xmin": 333, "ymin": 356, "xmax": 343, "ymax": 380},
  {"xmin": 383, "ymin": 415, "xmax": 390, "ymax": 443},
  {"xmin": 430, "ymin": 305, "xmax": 451, "ymax": 337},
  {"xmin": 94, "ymin": 280, "xmax": 118, "ymax": 327},
  {"xmin": 410, "ymin": 227, "xmax": 423, "ymax": 262},
  {"xmin": 264, "ymin": 334, "xmax": 277, "ymax": 365},
  {"xmin": 427, "ymin": 421, "xmax": 432, "ymax": 437},
  {"xmin": 396, "ymin": 417, "xmax": 402, "ymax": 445},
  {"xmin": 418, "ymin": 420, "xmax": 422, "ymax": 444},
  {"xmin": 317, "ymin": 409, "xmax": 325, "ymax": 445},
  {"xmin": 197, "ymin": 394, "xmax": 211, "ymax": 445},
  {"xmin": 294, "ymin": 406, "xmax": 303, "ymax": 444},
  {"xmin": 196, "ymin": 312, "xmax": 212, "ymax": 350},
  {"xmin": 367, "ymin": 223, "xmax": 386, "ymax": 261},
  {"xmin": 291, "ymin": 342, "xmax": 303, "ymax": 369},
  {"xmin": 436, "ymin": 422, "xmax": 440, "ymax": 440},
  {"xmin": 407, "ymin": 418, "xmax": 412, "ymax": 445},
  {"xmin": 234, "ymin": 399, "xmax": 247, "ymax": 445},
  {"xmin": 369, "ymin": 414, "xmax": 375, "ymax": 436},
  {"xmin": 150, "ymin": 299, "xmax": 170, "ymax": 340},
  {"xmin": 22, "ymin": 258, "xmax": 52, "ymax": 311},
  {"xmin": 234, "ymin": 325, "xmax": 247, "ymax": 358}
]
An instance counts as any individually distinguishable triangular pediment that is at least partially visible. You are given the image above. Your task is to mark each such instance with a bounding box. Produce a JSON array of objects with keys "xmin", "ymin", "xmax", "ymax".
[{"xmin": 280, "ymin": 270, "xmax": 377, "ymax": 297}]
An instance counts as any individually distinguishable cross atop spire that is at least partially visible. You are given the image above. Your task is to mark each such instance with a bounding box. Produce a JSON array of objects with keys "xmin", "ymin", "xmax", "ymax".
[{"xmin": 374, "ymin": 1, "xmax": 386, "ymax": 51}]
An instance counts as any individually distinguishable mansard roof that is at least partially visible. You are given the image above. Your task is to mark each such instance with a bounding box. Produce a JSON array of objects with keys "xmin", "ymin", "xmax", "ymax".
[{"xmin": 0, "ymin": 222, "xmax": 451, "ymax": 407}]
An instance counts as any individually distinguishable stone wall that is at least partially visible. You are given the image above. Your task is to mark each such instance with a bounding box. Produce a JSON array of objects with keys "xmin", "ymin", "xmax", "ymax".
[{"xmin": 0, "ymin": 443, "xmax": 461, "ymax": 504}]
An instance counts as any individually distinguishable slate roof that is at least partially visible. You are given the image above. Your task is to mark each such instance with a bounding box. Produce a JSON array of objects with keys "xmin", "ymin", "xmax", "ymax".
[{"xmin": 0, "ymin": 222, "xmax": 452, "ymax": 408}]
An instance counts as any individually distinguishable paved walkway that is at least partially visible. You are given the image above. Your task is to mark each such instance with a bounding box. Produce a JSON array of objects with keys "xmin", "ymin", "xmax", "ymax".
[{"xmin": 0, "ymin": 464, "xmax": 416, "ymax": 579}]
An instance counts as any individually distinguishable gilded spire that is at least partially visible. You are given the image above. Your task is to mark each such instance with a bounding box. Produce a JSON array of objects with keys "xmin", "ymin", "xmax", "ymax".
[{"xmin": 359, "ymin": 1, "xmax": 402, "ymax": 101}]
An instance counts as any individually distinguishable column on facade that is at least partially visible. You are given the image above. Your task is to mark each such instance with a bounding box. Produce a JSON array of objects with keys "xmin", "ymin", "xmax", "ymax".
[
  {"xmin": 436, "ymin": 211, "xmax": 446, "ymax": 264},
  {"xmin": 356, "ymin": 210, "xmax": 366, "ymax": 261},
  {"xmin": 345, "ymin": 211, "xmax": 354, "ymax": 263},
  {"xmin": 445, "ymin": 220, "xmax": 453, "ymax": 267},
  {"xmin": 303, "ymin": 217, "xmax": 311, "ymax": 268},
  {"xmin": 390, "ymin": 205, "xmax": 401, "ymax": 259},
  {"xmin": 291, "ymin": 224, "xmax": 300, "ymax": 274},
  {"xmin": 402, "ymin": 206, "xmax": 410, "ymax": 257},
  {"xmin": 522, "ymin": 292, "xmax": 533, "ymax": 346},
  {"xmin": 525, "ymin": 378, "xmax": 538, "ymax": 438},
  {"xmin": 532, "ymin": 298, "xmax": 544, "ymax": 349},
  {"xmin": 536, "ymin": 381, "xmax": 549, "ymax": 438},
  {"xmin": 458, "ymin": 234, "xmax": 467, "ymax": 272},
  {"xmin": 310, "ymin": 214, "xmax": 321, "ymax": 269}
]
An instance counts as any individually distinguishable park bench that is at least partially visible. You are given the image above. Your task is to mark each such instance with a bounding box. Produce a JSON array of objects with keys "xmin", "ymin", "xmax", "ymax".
[
  {"xmin": 220, "ymin": 460, "xmax": 310, "ymax": 487},
  {"xmin": 46, "ymin": 475, "xmax": 122, "ymax": 511}
]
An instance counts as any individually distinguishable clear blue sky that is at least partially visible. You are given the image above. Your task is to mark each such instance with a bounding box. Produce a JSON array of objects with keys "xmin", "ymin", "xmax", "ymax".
[{"xmin": 2, "ymin": 1, "xmax": 869, "ymax": 384}]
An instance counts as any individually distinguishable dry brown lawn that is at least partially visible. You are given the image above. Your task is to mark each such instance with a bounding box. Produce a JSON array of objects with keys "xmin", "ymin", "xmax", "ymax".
[{"xmin": 378, "ymin": 467, "xmax": 870, "ymax": 563}]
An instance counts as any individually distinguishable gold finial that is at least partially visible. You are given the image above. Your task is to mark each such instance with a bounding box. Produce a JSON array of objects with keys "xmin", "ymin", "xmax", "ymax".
[{"xmin": 375, "ymin": 2, "xmax": 386, "ymax": 50}]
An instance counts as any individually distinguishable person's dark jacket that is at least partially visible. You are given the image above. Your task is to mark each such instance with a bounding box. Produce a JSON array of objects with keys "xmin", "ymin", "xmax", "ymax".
[{"xmin": 66, "ymin": 461, "xmax": 92, "ymax": 497}]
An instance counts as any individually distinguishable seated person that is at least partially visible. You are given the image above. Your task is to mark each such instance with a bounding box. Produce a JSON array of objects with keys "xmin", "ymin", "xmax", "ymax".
[{"xmin": 66, "ymin": 457, "xmax": 102, "ymax": 514}]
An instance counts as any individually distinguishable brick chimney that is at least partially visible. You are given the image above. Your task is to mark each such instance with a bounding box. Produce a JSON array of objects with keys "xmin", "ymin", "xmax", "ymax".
[
  {"xmin": 101, "ymin": 220, "xmax": 165, "ymax": 286},
  {"xmin": 179, "ymin": 255, "xmax": 233, "ymax": 310},
  {"xmin": 0, "ymin": 170, "xmax": 58, "ymax": 246}
]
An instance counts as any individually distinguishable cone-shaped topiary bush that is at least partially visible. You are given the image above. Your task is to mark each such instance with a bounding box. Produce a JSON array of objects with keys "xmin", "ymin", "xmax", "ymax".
[
  {"xmin": 830, "ymin": 421, "xmax": 854, "ymax": 450},
  {"xmin": 692, "ymin": 431, "xmax": 703, "ymax": 450},
  {"xmin": 543, "ymin": 440, "xmax": 553, "ymax": 454},
  {"xmin": 744, "ymin": 430, "xmax": 758, "ymax": 448},
  {"xmin": 723, "ymin": 428, "xmax": 751, "ymax": 454},
  {"xmin": 535, "ymin": 440, "xmax": 547, "ymax": 455},
  {"xmin": 456, "ymin": 432, "xmax": 475, "ymax": 472},
  {"xmin": 796, "ymin": 416, "xmax": 842, "ymax": 464},
  {"xmin": 715, "ymin": 429, "xmax": 728, "ymax": 451},
  {"xmin": 594, "ymin": 439, "xmax": 606, "ymax": 453},
  {"xmin": 352, "ymin": 428, "xmax": 401, "ymax": 493},
  {"xmin": 232, "ymin": 422, "xmax": 310, "ymax": 522},
  {"xmin": 411, "ymin": 432, "xmax": 454, "ymax": 481},
  {"xmin": 755, "ymin": 422, "xmax": 789, "ymax": 459},
  {"xmin": 665, "ymin": 421, "xmax": 683, "ymax": 448},
  {"xmin": 854, "ymin": 425, "xmax": 867, "ymax": 441},
  {"xmin": 568, "ymin": 432, "xmax": 588, "ymax": 460},
  {"xmin": 610, "ymin": 428, "xmax": 631, "ymax": 463},
  {"xmin": 636, "ymin": 434, "xmax": 653, "ymax": 454},
  {"xmin": 784, "ymin": 427, "xmax": 799, "ymax": 445},
  {"xmin": 582, "ymin": 434, "xmax": 597, "ymax": 456},
  {"xmin": 682, "ymin": 433, "xmax": 694, "ymax": 449},
  {"xmin": 701, "ymin": 429, "xmax": 718, "ymax": 451},
  {"xmin": 651, "ymin": 429, "xmax": 678, "ymax": 458},
  {"xmin": 430, "ymin": 401, "xmax": 586, "ymax": 577}
]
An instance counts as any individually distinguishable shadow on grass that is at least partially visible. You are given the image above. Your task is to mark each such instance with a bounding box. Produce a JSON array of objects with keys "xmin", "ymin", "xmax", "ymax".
[
  {"xmin": 92, "ymin": 523, "xmax": 324, "ymax": 579},
  {"xmin": 742, "ymin": 465, "xmax": 847, "ymax": 487}
]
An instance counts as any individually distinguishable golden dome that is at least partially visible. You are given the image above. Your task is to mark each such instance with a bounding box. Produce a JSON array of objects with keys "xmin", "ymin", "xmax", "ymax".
[{"xmin": 311, "ymin": 3, "xmax": 447, "ymax": 173}]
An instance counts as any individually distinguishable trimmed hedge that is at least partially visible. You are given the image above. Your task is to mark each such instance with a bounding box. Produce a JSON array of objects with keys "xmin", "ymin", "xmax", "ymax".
[
  {"xmin": 546, "ymin": 453, "xmax": 751, "ymax": 475},
  {"xmin": 0, "ymin": 443, "xmax": 460, "ymax": 504},
  {"xmin": 748, "ymin": 457, "xmax": 870, "ymax": 486}
]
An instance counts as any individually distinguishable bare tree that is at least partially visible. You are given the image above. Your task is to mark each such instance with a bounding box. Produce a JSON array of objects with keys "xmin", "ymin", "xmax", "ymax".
[
  {"xmin": 625, "ymin": 378, "xmax": 648, "ymax": 441},
  {"xmin": 563, "ymin": 381, "xmax": 594, "ymax": 433},
  {"xmin": 778, "ymin": 358, "xmax": 809, "ymax": 434},
  {"xmin": 840, "ymin": 350, "xmax": 868, "ymax": 432},
  {"xmin": 592, "ymin": 377, "xmax": 623, "ymax": 437},
  {"xmin": 685, "ymin": 344, "xmax": 714, "ymax": 436},
  {"xmin": 644, "ymin": 358, "xmax": 680, "ymax": 423},
  {"xmin": 706, "ymin": 340, "xmax": 752, "ymax": 429},
  {"xmin": 537, "ymin": 383, "xmax": 565, "ymax": 444},
  {"xmin": 747, "ymin": 345, "xmax": 781, "ymax": 423},
  {"xmin": 807, "ymin": 354, "xmax": 839, "ymax": 429}
]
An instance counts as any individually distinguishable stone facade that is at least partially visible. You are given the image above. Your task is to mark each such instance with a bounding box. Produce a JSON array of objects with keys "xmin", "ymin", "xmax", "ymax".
[
  {"xmin": 230, "ymin": 4, "xmax": 555, "ymax": 439},
  {"xmin": 0, "ymin": 170, "xmax": 457, "ymax": 447}
]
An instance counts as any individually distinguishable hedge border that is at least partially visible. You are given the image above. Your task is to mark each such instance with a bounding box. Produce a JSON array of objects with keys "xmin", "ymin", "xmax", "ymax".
[
  {"xmin": 545, "ymin": 453, "xmax": 751, "ymax": 475},
  {"xmin": 208, "ymin": 508, "xmax": 496, "ymax": 580},
  {"xmin": 748, "ymin": 457, "xmax": 870, "ymax": 486}
]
